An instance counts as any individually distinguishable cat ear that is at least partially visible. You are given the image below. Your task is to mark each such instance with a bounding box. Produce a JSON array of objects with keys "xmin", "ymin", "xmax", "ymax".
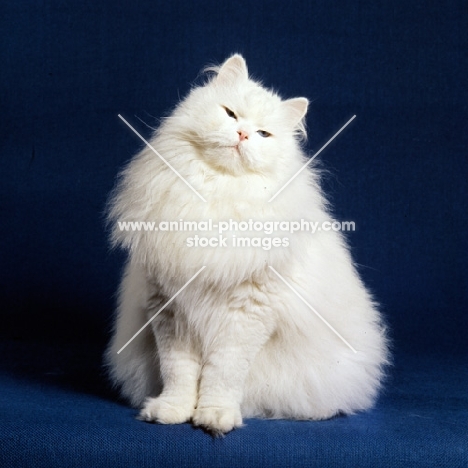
[
  {"xmin": 282, "ymin": 98, "xmax": 309, "ymax": 127},
  {"xmin": 216, "ymin": 54, "xmax": 248, "ymax": 86}
]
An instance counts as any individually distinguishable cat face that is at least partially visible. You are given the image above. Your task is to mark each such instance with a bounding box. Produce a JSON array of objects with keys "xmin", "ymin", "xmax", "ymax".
[{"xmin": 173, "ymin": 55, "xmax": 308, "ymax": 176}]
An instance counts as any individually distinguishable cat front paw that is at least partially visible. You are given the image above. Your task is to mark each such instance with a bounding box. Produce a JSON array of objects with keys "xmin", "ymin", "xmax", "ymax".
[
  {"xmin": 192, "ymin": 405, "xmax": 243, "ymax": 435},
  {"xmin": 139, "ymin": 396, "xmax": 195, "ymax": 425}
]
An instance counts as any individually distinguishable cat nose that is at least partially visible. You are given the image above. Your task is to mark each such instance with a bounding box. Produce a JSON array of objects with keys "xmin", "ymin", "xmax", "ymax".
[{"xmin": 237, "ymin": 130, "xmax": 249, "ymax": 141}]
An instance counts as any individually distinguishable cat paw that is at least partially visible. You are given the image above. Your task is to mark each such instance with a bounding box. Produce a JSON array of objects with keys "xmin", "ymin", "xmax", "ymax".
[
  {"xmin": 192, "ymin": 406, "xmax": 243, "ymax": 435},
  {"xmin": 139, "ymin": 396, "xmax": 195, "ymax": 424}
]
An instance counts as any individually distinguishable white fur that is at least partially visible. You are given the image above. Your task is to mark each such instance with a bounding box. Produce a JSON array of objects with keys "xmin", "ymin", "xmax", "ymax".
[{"xmin": 105, "ymin": 55, "xmax": 389, "ymax": 435}]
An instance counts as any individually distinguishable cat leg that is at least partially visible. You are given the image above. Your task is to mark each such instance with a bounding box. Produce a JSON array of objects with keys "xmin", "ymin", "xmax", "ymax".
[
  {"xmin": 193, "ymin": 298, "xmax": 273, "ymax": 435},
  {"xmin": 140, "ymin": 306, "xmax": 200, "ymax": 425}
]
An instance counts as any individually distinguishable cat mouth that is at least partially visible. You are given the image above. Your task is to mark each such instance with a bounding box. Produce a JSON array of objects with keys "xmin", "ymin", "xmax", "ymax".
[
  {"xmin": 219, "ymin": 144, "xmax": 246, "ymax": 161},
  {"xmin": 232, "ymin": 145, "xmax": 240, "ymax": 153},
  {"xmin": 222, "ymin": 145, "xmax": 241, "ymax": 155}
]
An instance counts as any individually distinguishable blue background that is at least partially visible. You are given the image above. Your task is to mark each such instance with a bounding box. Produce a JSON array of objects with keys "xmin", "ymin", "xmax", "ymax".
[{"xmin": 1, "ymin": 1, "xmax": 467, "ymax": 466}]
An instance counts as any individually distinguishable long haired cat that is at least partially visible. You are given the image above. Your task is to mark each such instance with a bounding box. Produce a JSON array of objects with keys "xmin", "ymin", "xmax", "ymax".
[{"xmin": 105, "ymin": 54, "xmax": 389, "ymax": 435}]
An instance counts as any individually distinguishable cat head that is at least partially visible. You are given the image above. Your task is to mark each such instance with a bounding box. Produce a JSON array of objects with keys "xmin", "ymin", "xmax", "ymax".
[{"xmin": 170, "ymin": 54, "xmax": 308, "ymax": 176}]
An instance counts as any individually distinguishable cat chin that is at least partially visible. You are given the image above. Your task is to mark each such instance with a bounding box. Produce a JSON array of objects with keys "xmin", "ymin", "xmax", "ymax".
[{"xmin": 200, "ymin": 147, "xmax": 270, "ymax": 177}]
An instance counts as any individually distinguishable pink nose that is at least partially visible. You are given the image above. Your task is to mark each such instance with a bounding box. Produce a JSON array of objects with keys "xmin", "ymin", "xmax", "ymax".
[{"xmin": 237, "ymin": 130, "xmax": 249, "ymax": 141}]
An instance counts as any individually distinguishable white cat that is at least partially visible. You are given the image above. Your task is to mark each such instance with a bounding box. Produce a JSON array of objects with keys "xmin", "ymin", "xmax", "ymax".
[{"xmin": 105, "ymin": 54, "xmax": 389, "ymax": 435}]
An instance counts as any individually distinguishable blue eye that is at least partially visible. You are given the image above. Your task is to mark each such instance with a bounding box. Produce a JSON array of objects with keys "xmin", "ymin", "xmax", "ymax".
[
  {"xmin": 257, "ymin": 130, "xmax": 271, "ymax": 138},
  {"xmin": 224, "ymin": 107, "xmax": 237, "ymax": 119}
]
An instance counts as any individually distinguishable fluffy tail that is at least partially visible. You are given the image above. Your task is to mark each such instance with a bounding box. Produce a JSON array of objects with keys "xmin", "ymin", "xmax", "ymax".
[{"xmin": 104, "ymin": 260, "xmax": 161, "ymax": 407}]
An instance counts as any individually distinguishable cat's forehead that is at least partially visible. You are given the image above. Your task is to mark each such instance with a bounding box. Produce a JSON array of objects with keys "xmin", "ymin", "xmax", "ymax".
[{"xmin": 217, "ymin": 81, "xmax": 281, "ymax": 117}]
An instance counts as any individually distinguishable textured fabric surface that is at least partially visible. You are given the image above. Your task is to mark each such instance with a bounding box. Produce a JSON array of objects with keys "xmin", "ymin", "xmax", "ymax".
[
  {"xmin": 1, "ymin": 0, "xmax": 467, "ymax": 466},
  {"xmin": 1, "ymin": 341, "xmax": 467, "ymax": 467}
]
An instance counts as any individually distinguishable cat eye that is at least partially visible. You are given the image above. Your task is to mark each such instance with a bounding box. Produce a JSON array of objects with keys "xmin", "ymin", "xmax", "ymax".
[
  {"xmin": 224, "ymin": 107, "xmax": 237, "ymax": 119},
  {"xmin": 257, "ymin": 130, "xmax": 271, "ymax": 138}
]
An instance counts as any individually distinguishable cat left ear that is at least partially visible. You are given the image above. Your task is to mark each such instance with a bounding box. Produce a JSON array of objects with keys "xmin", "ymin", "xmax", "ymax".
[
  {"xmin": 282, "ymin": 98, "xmax": 309, "ymax": 127},
  {"xmin": 216, "ymin": 54, "xmax": 248, "ymax": 86}
]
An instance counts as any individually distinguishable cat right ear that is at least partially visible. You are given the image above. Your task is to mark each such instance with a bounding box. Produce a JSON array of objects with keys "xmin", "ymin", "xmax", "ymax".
[
  {"xmin": 216, "ymin": 54, "xmax": 248, "ymax": 86},
  {"xmin": 282, "ymin": 98, "xmax": 309, "ymax": 127}
]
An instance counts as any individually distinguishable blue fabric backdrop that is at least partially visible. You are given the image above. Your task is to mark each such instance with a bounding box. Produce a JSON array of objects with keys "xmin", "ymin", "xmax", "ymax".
[{"xmin": 1, "ymin": 1, "xmax": 467, "ymax": 466}]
